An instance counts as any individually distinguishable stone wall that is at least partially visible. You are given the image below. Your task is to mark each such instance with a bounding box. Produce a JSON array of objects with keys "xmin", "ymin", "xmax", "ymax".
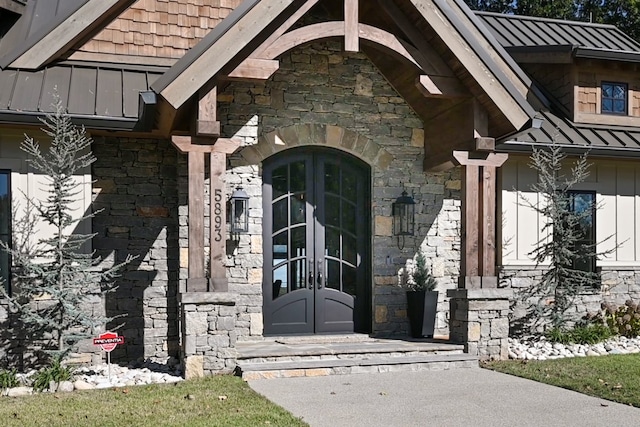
[
  {"xmin": 180, "ymin": 293, "xmax": 237, "ymax": 378},
  {"xmin": 501, "ymin": 266, "xmax": 640, "ymax": 334},
  {"xmin": 448, "ymin": 289, "xmax": 511, "ymax": 360},
  {"xmin": 189, "ymin": 40, "xmax": 463, "ymax": 338},
  {"xmin": 92, "ymin": 137, "xmax": 180, "ymax": 364}
]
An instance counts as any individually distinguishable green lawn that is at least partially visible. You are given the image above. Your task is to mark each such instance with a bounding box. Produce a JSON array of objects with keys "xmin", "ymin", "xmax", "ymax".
[
  {"xmin": 484, "ymin": 353, "xmax": 640, "ymax": 407},
  {"xmin": 0, "ymin": 375, "xmax": 308, "ymax": 427}
]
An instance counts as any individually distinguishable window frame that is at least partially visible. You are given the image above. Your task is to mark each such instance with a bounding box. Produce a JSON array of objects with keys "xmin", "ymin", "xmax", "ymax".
[
  {"xmin": 0, "ymin": 169, "xmax": 11, "ymax": 295},
  {"xmin": 601, "ymin": 81, "xmax": 628, "ymax": 116}
]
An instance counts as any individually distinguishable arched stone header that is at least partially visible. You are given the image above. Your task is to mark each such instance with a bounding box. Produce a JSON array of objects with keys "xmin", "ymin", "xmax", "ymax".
[{"xmin": 239, "ymin": 124, "xmax": 393, "ymax": 170}]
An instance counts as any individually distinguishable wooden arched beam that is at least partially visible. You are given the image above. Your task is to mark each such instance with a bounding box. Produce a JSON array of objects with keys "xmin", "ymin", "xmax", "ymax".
[
  {"xmin": 259, "ymin": 22, "xmax": 420, "ymax": 68},
  {"xmin": 228, "ymin": 22, "xmax": 469, "ymax": 98}
]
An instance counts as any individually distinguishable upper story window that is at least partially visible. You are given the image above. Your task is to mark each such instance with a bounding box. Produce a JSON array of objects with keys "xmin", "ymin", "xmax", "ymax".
[
  {"xmin": 0, "ymin": 170, "xmax": 10, "ymax": 293},
  {"xmin": 601, "ymin": 82, "xmax": 627, "ymax": 115}
]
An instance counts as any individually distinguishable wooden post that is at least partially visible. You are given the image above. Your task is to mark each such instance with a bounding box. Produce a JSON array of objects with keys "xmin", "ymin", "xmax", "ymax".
[
  {"xmin": 481, "ymin": 165, "xmax": 497, "ymax": 277},
  {"xmin": 345, "ymin": 0, "xmax": 359, "ymax": 52},
  {"xmin": 197, "ymin": 85, "xmax": 221, "ymax": 137},
  {"xmin": 454, "ymin": 150, "xmax": 507, "ymax": 289},
  {"xmin": 461, "ymin": 164, "xmax": 479, "ymax": 279},
  {"xmin": 188, "ymin": 151, "xmax": 206, "ymax": 291},
  {"xmin": 172, "ymin": 136, "xmax": 241, "ymax": 292}
]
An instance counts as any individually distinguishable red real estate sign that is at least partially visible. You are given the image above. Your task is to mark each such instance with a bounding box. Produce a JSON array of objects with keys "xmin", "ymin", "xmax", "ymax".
[{"xmin": 93, "ymin": 332, "xmax": 125, "ymax": 353}]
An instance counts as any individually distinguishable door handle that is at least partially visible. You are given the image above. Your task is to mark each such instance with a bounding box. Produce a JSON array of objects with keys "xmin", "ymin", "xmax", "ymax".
[
  {"xmin": 308, "ymin": 259, "xmax": 314, "ymax": 289},
  {"xmin": 317, "ymin": 259, "xmax": 323, "ymax": 289}
]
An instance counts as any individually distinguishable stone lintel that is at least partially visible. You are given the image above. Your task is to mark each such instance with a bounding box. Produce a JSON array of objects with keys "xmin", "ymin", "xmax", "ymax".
[
  {"xmin": 447, "ymin": 288, "xmax": 512, "ymax": 301},
  {"xmin": 179, "ymin": 292, "xmax": 237, "ymax": 305}
]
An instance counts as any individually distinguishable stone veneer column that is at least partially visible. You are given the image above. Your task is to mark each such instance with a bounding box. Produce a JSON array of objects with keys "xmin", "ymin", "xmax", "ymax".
[
  {"xmin": 180, "ymin": 292, "xmax": 238, "ymax": 378},
  {"xmin": 448, "ymin": 289, "xmax": 512, "ymax": 360}
]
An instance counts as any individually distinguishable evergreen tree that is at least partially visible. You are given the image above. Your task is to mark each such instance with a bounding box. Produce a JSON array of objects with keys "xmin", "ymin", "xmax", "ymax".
[
  {"xmin": 0, "ymin": 100, "xmax": 135, "ymax": 362},
  {"xmin": 520, "ymin": 145, "xmax": 614, "ymax": 330},
  {"xmin": 463, "ymin": 0, "xmax": 512, "ymax": 13}
]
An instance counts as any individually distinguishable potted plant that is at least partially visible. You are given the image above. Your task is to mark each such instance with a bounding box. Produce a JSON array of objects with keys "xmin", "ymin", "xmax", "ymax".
[{"xmin": 403, "ymin": 250, "xmax": 438, "ymax": 338}]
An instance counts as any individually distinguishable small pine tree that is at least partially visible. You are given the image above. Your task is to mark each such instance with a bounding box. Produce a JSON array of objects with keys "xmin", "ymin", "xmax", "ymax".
[
  {"xmin": 521, "ymin": 144, "xmax": 614, "ymax": 331},
  {"xmin": 405, "ymin": 249, "xmax": 437, "ymax": 292},
  {"xmin": 0, "ymin": 99, "xmax": 135, "ymax": 362}
]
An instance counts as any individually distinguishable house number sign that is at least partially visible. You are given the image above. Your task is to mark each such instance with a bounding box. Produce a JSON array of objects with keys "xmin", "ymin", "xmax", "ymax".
[
  {"xmin": 210, "ymin": 152, "xmax": 226, "ymax": 290},
  {"xmin": 213, "ymin": 188, "xmax": 223, "ymax": 242}
]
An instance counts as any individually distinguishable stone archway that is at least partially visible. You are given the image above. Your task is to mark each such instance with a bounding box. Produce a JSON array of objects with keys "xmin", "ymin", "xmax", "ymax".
[{"xmin": 239, "ymin": 124, "xmax": 393, "ymax": 170}]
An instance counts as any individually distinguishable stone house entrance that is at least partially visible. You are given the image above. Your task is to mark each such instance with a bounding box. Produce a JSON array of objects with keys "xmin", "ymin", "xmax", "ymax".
[{"xmin": 262, "ymin": 147, "xmax": 372, "ymax": 335}]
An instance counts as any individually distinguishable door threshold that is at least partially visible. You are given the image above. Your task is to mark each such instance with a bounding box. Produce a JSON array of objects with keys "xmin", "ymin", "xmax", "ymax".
[{"xmin": 272, "ymin": 333, "xmax": 374, "ymax": 345}]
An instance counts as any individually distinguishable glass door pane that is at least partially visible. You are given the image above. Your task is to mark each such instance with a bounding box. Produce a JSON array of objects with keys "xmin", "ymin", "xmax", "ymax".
[{"xmin": 270, "ymin": 160, "xmax": 308, "ymax": 300}]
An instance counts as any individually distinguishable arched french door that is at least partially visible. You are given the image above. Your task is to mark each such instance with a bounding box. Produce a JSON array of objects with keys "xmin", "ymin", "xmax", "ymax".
[{"xmin": 262, "ymin": 147, "xmax": 371, "ymax": 335}]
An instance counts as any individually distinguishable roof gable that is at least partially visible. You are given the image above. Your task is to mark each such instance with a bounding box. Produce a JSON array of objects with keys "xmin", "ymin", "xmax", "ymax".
[{"xmin": 152, "ymin": 0, "xmax": 539, "ymax": 133}]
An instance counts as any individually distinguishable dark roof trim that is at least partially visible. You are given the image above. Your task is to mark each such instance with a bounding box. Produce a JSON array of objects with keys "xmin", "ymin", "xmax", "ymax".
[
  {"xmin": 0, "ymin": 110, "xmax": 140, "ymax": 131},
  {"xmin": 434, "ymin": 0, "xmax": 541, "ymax": 119},
  {"xmin": 151, "ymin": 0, "xmax": 261, "ymax": 94},
  {"xmin": 504, "ymin": 44, "xmax": 640, "ymax": 63},
  {"xmin": 574, "ymin": 47, "xmax": 640, "ymax": 63},
  {"xmin": 498, "ymin": 140, "xmax": 640, "ymax": 159}
]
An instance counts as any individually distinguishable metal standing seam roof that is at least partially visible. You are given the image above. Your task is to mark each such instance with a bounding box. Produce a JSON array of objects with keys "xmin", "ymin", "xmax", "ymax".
[
  {"xmin": 0, "ymin": 63, "xmax": 164, "ymax": 130},
  {"xmin": 476, "ymin": 11, "xmax": 640, "ymax": 53},
  {"xmin": 499, "ymin": 110, "xmax": 640, "ymax": 157}
]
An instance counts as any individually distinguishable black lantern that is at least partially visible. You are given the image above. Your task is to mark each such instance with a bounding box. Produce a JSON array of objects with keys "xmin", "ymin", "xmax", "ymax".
[
  {"xmin": 393, "ymin": 190, "xmax": 415, "ymax": 249},
  {"xmin": 230, "ymin": 187, "xmax": 250, "ymax": 234}
]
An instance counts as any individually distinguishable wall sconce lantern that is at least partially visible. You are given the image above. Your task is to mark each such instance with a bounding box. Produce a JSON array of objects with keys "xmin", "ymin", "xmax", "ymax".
[
  {"xmin": 393, "ymin": 189, "xmax": 415, "ymax": 249},
  {"xmin": 230, "ymin": 187, "xmax": 250, "ymax": 234}
]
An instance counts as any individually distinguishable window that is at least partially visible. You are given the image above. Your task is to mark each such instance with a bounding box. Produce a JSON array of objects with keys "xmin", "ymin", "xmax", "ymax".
[
  {"xmin": 0, "ymin": 170, "xmax": 10, "ymax": 292},
  {"xmin": 567, "ymin": 191, "xmax": 596, "ymax": 273},
  {"xmin": 601, "ymin": 82, "xmax": 627, "ymax": 115}
]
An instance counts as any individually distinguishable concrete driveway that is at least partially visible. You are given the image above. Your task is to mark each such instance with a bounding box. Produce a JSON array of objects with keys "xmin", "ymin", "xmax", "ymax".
[{"xmin": 249, "ymin": 367, "xmax": 640, "ymax": 427}]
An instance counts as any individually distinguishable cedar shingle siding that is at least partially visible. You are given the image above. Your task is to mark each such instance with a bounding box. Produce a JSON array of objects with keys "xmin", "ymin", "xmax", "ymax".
[{"xmin": 77, "ymin": 0, "xmax": 243, "ymax": 58}]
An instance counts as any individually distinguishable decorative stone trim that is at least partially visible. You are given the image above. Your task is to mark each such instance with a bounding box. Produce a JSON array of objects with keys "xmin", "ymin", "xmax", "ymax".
[
  {"xmin": 179, "ymin": 292, "xmax": 238, "ymax": 378},
  {"xmin": 239, "ymin": 124, "xmax": 393, "ymax": 169},
  {"xmin": 447, "ymin": 288, "xmax": 512, "ymax": 360}
]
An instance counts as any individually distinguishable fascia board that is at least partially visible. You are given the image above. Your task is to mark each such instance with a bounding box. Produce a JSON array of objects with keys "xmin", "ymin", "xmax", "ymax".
[
  {"xmin": 9, "ymin": 0, "xmax": 124, "ymax": 70},
  {"xmin": 154, "ymin": 0, "xmax": 297, "ymax": 110},
  {"xmin": 411, "ymin": 0, "xmax": 536, "ymax": 130}
]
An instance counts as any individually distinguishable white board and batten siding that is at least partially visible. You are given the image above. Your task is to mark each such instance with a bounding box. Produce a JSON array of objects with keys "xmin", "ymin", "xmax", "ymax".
[
  {"xmin": 0, "ymin": 130, "xmax": 92, "ymax": 251},
  {"xmin": 501, "ymin": 155, "xmax": 640, "ymax": 268}
]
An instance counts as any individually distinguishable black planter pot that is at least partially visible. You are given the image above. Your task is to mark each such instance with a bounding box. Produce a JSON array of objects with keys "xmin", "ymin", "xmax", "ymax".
[{"xmin": 406, "ymin": 290, "xmax": 438, "ymax": 338}]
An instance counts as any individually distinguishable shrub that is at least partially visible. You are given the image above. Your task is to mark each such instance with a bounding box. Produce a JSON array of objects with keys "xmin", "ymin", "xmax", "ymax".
[
  {"xmin": 545, "ymin": 323, "xmax": 611, "ymax": 344},
  {"xmin": 602, "ymin": 300, "xmax": 640, "ymax": 338},
  {"xmin": 32, "ymin": 357, "xmax": 75, "ymax": 392},
  {"xmin": 0, "ymin": 368, "xmax": 19, "ymax": 389}
]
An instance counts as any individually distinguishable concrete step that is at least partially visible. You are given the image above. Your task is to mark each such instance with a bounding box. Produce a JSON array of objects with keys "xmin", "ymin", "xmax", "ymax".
[{"xmin": 235, "ymin": 337, "xmax": 478, "ymax": 380}]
